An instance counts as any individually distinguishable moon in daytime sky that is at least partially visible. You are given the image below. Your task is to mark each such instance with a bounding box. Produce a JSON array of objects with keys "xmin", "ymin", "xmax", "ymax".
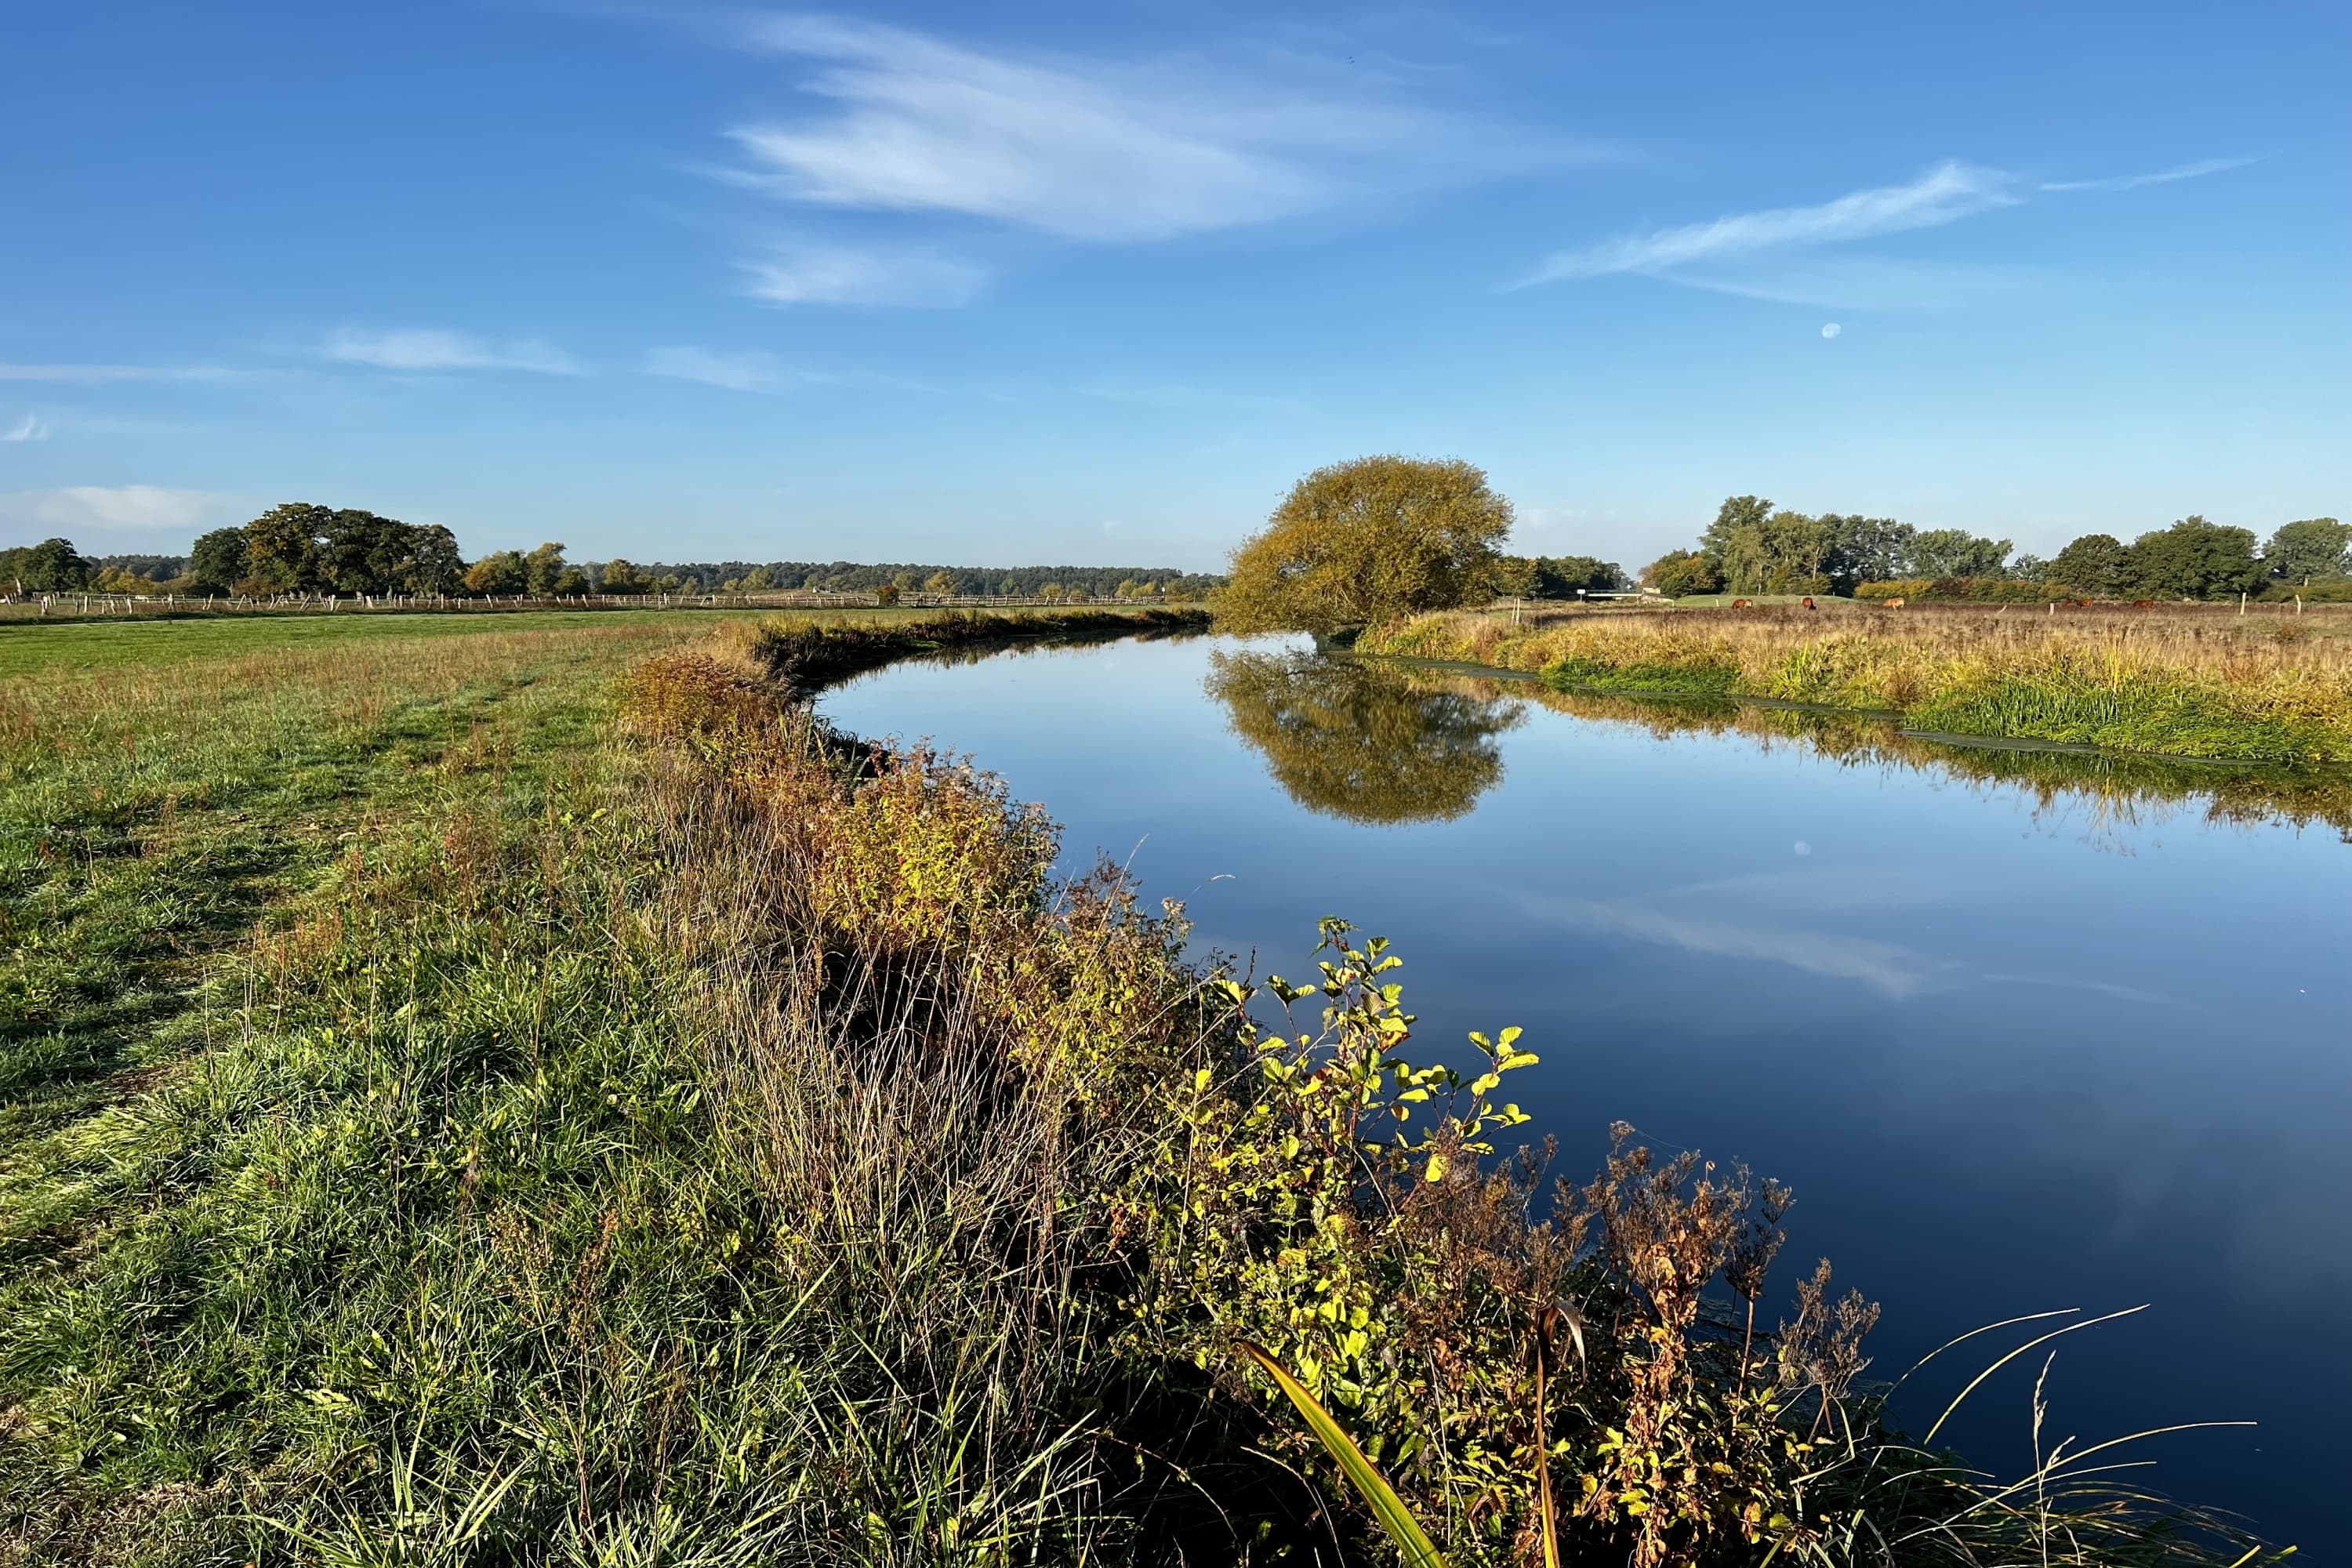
[{"xmin": 1821, "ymin": 322, "xmax": 1842, "ymax": 339}]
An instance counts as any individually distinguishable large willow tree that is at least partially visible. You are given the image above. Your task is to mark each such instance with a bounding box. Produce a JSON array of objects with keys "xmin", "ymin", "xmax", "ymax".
[{"xmin": 1216, "ymin": 456, "xmax": 1514, "ymax": 633}]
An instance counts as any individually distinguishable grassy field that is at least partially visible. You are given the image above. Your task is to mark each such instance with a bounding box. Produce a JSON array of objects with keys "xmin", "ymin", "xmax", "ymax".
[
  {"xmin": 0, "ymin": 604, "xmax": 1058, "ymax": 679},
  {"xmin": 1, "ymin": 610, "xmax": 2284, "ymax": 1566},
  {"xmin": 1361, "ymin": 602, "xmax": 2352, "ymax": 763}
]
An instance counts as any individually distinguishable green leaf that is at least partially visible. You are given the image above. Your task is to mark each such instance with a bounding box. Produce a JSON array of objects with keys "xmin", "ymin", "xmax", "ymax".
[{"xmin": 1236, "ymin": 1341, "xmax": 1450, "ymax": 1568}]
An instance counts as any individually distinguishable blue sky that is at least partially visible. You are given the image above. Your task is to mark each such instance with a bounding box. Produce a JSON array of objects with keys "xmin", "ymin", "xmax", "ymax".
[{"xmin": 3, "ymin": 2, "xmax": 2345, "ymax": 572}]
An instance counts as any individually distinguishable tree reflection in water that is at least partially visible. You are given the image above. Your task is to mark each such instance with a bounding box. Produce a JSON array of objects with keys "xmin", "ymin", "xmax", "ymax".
[
  {"xmin": 1205, "ymin": 648, "xmax": 1525, "ymax": 823},
  {"xmin": 1209, "ymin": 644, "xmax": 2352, "ymax": 843}
]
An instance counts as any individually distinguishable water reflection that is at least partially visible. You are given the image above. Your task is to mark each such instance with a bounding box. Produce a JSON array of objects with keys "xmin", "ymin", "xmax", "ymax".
[
  {"xmin": 1544, "ymin": 684, "xmax": 2352, "ymax": 845},
  {"xmin": 1203, "ymin": 648, "xmax": 1525, "ymax": 823},
  {"xmin": 1526, "ymin": 889, "xmax": 1965, "ymax": 999},
  {"xmin": 1207, "ymin": 645, "xmax": 2352, "ymax": 845}
]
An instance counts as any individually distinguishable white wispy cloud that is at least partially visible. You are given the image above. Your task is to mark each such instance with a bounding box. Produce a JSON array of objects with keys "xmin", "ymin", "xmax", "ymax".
[
  {"xmin": 2038, "ymin": 154, "xmax": 2267, "ymax": 194},
  {"xmin": 2, "ymin": 414, "xmax": 49, "ymax": 442},
  {"xmin": 0, "ymin": 363, "xmax": 230, "ymax": 383},
  {"xmin": 1527, "ymin": 894, "xmax": 1962, "ymax": 1000},
  {"xmin": 739, "ymin": 244, "xmax": 988, "ymax": 307},
  {"xmin": 1521, "ymin": 160, "xmax": 2019, "ymax": 286},
  {"xmin": 643, "ymin": 345, "xmax": 818, "ymax": 393},
  {"xmin": 1519, "ymin": 150, "xmax": 2263, "ymax": 303},
  {"xmin": 0, "ymin": 485, "xmax": 238, "ymax": 535},
  {"xmin": 321, "ymin": 329, "xmax": 583, "ymax": 375},
  {"xmin": 725, "ymin": 16, "xmax": 1569, "ymax": 245}
]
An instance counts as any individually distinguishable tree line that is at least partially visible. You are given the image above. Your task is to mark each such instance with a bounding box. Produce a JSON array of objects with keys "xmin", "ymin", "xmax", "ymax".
[
  {"xmin": 2042, "ymin": 515, "xmax": 2348, "ymax": 600},
  {"xmin": 1644, "ymin": 495, "xmax": 2348, "ymax": 601},
  {"xmin": 15, "ymin": 482, "xmax": 2339, "ymax": 613},
  {"xmin": 0, "ymin": 503, "xmax": 1227, "ymax": 601},
  {"xmin": 630, "ymin": 561, "xmax": 1225, "ymax": 598}
]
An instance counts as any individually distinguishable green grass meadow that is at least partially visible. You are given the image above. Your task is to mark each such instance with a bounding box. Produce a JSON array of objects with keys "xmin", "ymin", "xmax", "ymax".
[{"xmin": 0, "ymin": 604, "xmax": 1007, "ymax": 678}]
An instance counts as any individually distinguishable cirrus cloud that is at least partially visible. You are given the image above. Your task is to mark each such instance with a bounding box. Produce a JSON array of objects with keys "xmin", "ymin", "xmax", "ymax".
[
  {"xmin": 1517, "ymin": 151, "xmax": 2262, "ymax": 306},
  {"xmin": 1521, "ymin": 160, "xmax": 2019, "ymax": 286},
  {"xmin": 2038, "ymin": 153, "xmax": 2269, "ymax": 194},
  {"xmin": 724, "ymin": 15, "xmax": 1584, "ymax": 247},
  {"xmin": 321, "ymin": 328, "xmax": 583, "ymax": 376},
  {"xmin": 643, "ymin": 345, "xmax": 829, "ymax": 392},
  {"xmin": 739, "ymin": 243, "xmax": 988, "ymax": 307}
]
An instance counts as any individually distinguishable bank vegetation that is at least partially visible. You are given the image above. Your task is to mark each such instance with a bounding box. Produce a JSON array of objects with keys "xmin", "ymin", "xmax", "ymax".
[{"xmin": 1361, "ymin": 604, "xmax": 2352, "ymax": 764}]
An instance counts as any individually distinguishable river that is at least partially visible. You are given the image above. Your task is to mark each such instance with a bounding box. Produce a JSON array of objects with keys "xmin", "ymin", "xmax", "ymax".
[{"xmin": 822, "ymin": 630, "xmax": 2349, "ymax": 1552}]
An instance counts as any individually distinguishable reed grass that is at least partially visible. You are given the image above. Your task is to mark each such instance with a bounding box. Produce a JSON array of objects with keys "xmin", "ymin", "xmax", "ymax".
[{"xmin": 1361, "ymin": 605, "xmax": 2352, "ymax": 763}]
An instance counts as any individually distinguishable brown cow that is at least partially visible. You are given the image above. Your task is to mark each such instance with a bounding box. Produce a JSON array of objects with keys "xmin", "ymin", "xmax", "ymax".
[
  {"xmin": 1801, "ymin": 596, "xmax": 1817, "ymax": 610},
  {"xmin": 1884, "ymin": 597, "xmax": 1906, "ymax": 609},
  {"xmin": 1732, "ymin": 597, "xmax": 1753, "ymax": 609},
  {"xmin": 2133, "ymin": 599, "xmax": 2156, "ymax": 609}
]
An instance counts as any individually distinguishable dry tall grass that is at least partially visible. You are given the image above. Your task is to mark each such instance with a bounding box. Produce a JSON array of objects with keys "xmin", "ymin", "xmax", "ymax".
[{"xmin": 1362, "ymin": 605, "xmax": 2352, "ymax": 762}]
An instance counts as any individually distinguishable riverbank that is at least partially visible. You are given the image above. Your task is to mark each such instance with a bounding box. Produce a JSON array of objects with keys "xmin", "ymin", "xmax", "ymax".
[
  {"xmin": 1359, "ymin": 604, "xmax": 2352, "ymax": 763},
  {"xmin": 1380, "ymin": 660, "xmax": 2352, "ymax": 839},
  {"xmin": 0, "ymin": 613, "xmax": 2281, "ymax": 1565},
  {"xmin": 718, "ymin": 604, "xmax": 1210, "ymax": 698}
]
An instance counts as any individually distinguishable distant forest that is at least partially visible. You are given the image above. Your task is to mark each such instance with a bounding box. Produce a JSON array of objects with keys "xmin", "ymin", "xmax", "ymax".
[
  {"xmin": 0, "ymin": 503, "xmax": 1225, "ymax": 599},
  {"xmin": 636, "ymin": 561, "xmax": 1225, "ymax": 597},
  {"xmin": 66, "ymin": 553, "xmax": 1226, "ymax": 599}
]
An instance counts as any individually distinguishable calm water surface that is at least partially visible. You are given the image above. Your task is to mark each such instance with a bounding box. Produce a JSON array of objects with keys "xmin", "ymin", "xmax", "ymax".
[{"xmin": 824, "ymin": 633, "xmax": 2350, "ymax": 1551}]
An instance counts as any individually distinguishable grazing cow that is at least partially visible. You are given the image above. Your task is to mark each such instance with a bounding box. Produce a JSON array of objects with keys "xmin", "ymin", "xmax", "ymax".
[
  {"xmin": 1801, "ymin": 596, "xmax": 1817, "ymax": 610},
  {"xmin": 1884, "ymin": 597, "xmax": 1906, "ymax": 609},
  {"xmin": 1732, "ymin": 597, "xmax": 1753, "ymax": 609},
  {"xmin": 2133, "ymin": 599, "xmax": 2156, "ymax": 609}
]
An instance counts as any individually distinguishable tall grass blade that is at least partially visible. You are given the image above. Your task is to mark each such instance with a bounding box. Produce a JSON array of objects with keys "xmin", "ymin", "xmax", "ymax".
[
  {"xmin": 1533, "ymin": 1304, "xmax": 1583, "ymax": 1568},
  {"xmin": 1921, "ymin": 1305, "xmax": 2147, "ymax": 1446},
  {"xmin": 1236, "ymin": 1339, "xmax": 1450, "ymax": 1568}
]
